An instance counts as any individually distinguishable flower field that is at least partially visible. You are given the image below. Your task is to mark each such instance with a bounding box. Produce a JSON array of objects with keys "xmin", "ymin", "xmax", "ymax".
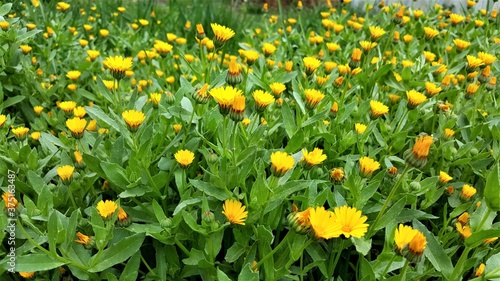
[{"xmin": 1, "ymin": 0, "xmax": 500, "ymax": 280}]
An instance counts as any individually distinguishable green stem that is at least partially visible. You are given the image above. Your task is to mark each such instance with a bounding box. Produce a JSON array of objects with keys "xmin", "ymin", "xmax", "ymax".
[
  {"xmin": 259, "ymin": 176, "xmax": 279, "ymax": 224},
  {"xmin": 140, "ymin": 254, "xmax": 156, "ymax": 276},
  {"xmin": 370, "ymin": 164, "xmax": 410, "ymax": 236},
  {"xmin": 328, "ymin": 239, "xmax": 345, "ymax": 277},
  {"xmin": 381, "ymin": 254, "xmax": 398, "ymax": 280},
  {"xmin": 399, "ymin": 259, "xmax": 410, "ymax": 281},
  {"xmin": 179, "ymin": 106, "xmax": 196, "ymax": 150},
  {"xmin": 449, "ymin": 247, "xmax": 471, "ymax": 281},
  {"xmin": 174, "ymin": 236, "xmax": 190, "ymax": 256},
  {"xmin": 252, "ymin": 231, "xmax": 290, "ymax": 271},
  {"xmin": 130, "ymin": 197, "xmax": 155, "ymax": 218}
]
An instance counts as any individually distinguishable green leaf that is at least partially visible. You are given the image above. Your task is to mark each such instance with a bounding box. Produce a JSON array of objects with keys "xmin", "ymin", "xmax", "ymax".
[
  {"xmin": 413, "ymin": 219, "xmax": 453, "ymax": 278},
  {"xmin": 465, "ymin": 229, "xmax": 500, "ymax": 248},
  {"xmin": 88, "ymin": 233, "xmax": 145, "ymax": 272},
  {"xmin": 237, "ymin": 264, "xmax": 259, "ymax": 281},
  {"xmin": 217, "ymin": 268, "xmax": 232, "ymax": 281},
  {"xmin": 152, "ymin": 200, "xmax": 167, "ymax": 222},
  {"xmin": 353, "ymin": 238, "xmax": 372, "ymax": 256},
  {"xmin": 119, "ymin": 252, "xmax": 141, "ymax": 281},
  {"xmin": 0, "ymin": 3, "xmax": 12, "ymax": 16},
  {"xmin": 0, "ymin": 96, "xmax": 24, "ymax": 111},
  {"xmin": 101, "ymin": 162, "xmax": 130, "ymax": 188},
  {"xmin": 360, "ymin": 256, "xmax": 376, "ymax": 281},
  {"xmin": 48, "ymin": 211, "xmax": 59, "ymax": 254},
  {"xmin": 190, "ymin": 179, "xmax": 229, "ymax": 201},
  {"xmin": 225, "ymin": 243, "xmax": 246, "ymax": 263},
  {"xmin": 281, "ymin": 102, "xmax": 296, "ymax": 138},
  {"xmin": 15, "ymin": 254, "xmax": 65, "ymax": 272},
  {"xmin": 373, "ymin": 198, "xmax": 406, "ymax": 231},
  {"xmin": 484, "ymin": 164, "xmax": 500, "ymax": 211},
  {"xmin": 85, "ymin": 106, "xmax": 121, "ymax": 132},
  {"xmin": 27, "ymin": 170, "xmax": 46, "ymax": 195}
]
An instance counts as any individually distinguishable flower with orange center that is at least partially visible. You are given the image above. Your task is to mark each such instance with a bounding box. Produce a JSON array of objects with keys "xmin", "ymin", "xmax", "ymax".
[
  {"xmin": 174, "ymin": 149, "xmax": 195, "ymax": 168},
  {"xmin": 333, "ymin": 205, "xmax": 369, "ymax": 238},
  {"xmin": 122, "ymin": 110, "xmax": 146, "ymax": 132},
  {"xmin": 222, "ymin": 199, "xmax": 247, "ymax": 225},
  {"xmin": 370, "ymin": 100, "xmax": 388, "ymax": 117},
  {"xmin": 460, "ymin": 184, "xmax": 476, "ymax": 200}
]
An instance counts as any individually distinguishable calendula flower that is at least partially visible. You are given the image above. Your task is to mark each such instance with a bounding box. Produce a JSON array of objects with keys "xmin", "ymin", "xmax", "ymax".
[
  {"xmin": 242, "ymin": 50, "xmax": 260, "ymax": 65},
  {"xmin": 475, "ymin": 263, "xmax": 485, "ymax": 277},
  {"xmin": 75, "ymin": 232, "xmax": 94, "ymax": 249},
  {"xmin": 330, "ymin": 168, "xmax": 345, "ymax": 183},
  {"xmin": 103, "ymin": 56, "xmax": 132, "ymax": 80},
  {"xmin": 30, "ymin": 132, "xmax": 41, "ymax": 141},
  {"xmin": 96, "ymin": 200, "xmax": 118, "ymax": 219},
  {"xmin": 303, "ymin": 56, "xmax": 321, "ymax": 76},
  {"xmin": 19, "ymin": 272, "xmax": 35, "ymax": 279},
  {"xmin": 99, "ymin": 29, "xmax": 109, "ymax": 37},
  {"xmin": 270, "ymin": 151, "xmax": 295, "ymax": 177},
  {"xmin": 424, "ymin": 27, "xmax": 439, "ymax": 39},
  {"xmin": 0, "ymin": 21, "xmax": 9, "ymax": 31},
  {"xmin": 193, "ymin": 83, "xmax": 210, "ymax": 104},
  {"xmin": 12, "ymin": 127, "xmax": 30, "ymax": 140},
  {"xmin": 58, "ymin": 101, "xmax": 77, "ymax": 115},
  {"xmin": 355, "ymin": 123, "xmax": 367, "ymax": 134},
  {"xmin": 73, "ymin": 106, "xmax": 86, "ymax": 118},
  {"xmin": 20, "ymin": 45, "xmax": 32, "ymax": 55},
  {"xmin": 369, "ymin": 26, "xmax": 386, "ymax": 40},
  {"xmin": 443, "ymin": 128, "xmax": 455, "ymax": 139},
  {"xmin": 456, "ymin": 222, "xmax": 472, "ymax": 238},
  {"xmin": 449, "ymin": 13, "xmax": 465, "ymax": 25},
  {"xmin": 211, "ymin": 23, "xmax": 235, "ymax": 48},
  {"xmin": 209, "ymin": 85, "xmax": 243, "ymax": 115},
  {"xmin": 404, "ymin": 135, "xmax": 433, "ymax": 168},
  {"xmin": 117, "ymin": 207, "xmax": 131, "ymax": 227},
  {"xmin": 466, "ymin": 83, "xmax": 480, "ymax": 96},
  {"xmin": 453, "ymin": 39, "xmax": 471, "ymax": 50},
  {"xmin": 230, "ymin": 95, "xmax": 246, "ymax": 121},
  {"xmin": 122, "ymin": 110, "xmax": 146, "ymax": 132},
  {"xmin": 174, "ymin": 149, "xmax": 195, "ymax": 168},
  {"xmin": 304, "ymin": 89, "xmax": 324, "ymax": 109},
  {"xmin": 407, "ymin": 231, "xmax": 426, "ymax": 262},
  {"xmin": 150, "ymin": 93, "xmax": 162, "ymax": 108},
  {"xmin": 406, "ymin": 90, "xmax": 427, "ymax": 108},
  {"xmin": 439, "ymin": 171, "xmax": 453, "ymax": 184},
  {"xmin": 301, "ymin": 148, "xmax": 327, "ymax": 168},
  {"xmin": 2, "ymin": 192, "xmax": 18, "ymax": 209},
  {"xmin": 478, "ymin": 52, "xmax": 496, "ymax": 65},
  {"xmin": 154, "ymin": 40, "xmax": 173, "ymax": 57},
  {"xmin": 309, "ymin": 206, "xmax": 342, "ymax": 239},
  {"xmin": 222, "ymin": 199, "xmax": 247, "ymax": 225},
  {"xmin": 359, "ymin": 156, "xmax": 380, "ymax": 177},
  {"xmin": 242, "ymin": 118, "xmax": 251, "ymax": 126},
  {"xmin": 252, "ymin": 90, "xmax": 274, "ymax": 111},
  {"xmin": 461, "ymin": 184, "xmax": 476, "ymax": 200},
  {"xmin": 66, "ymin": 117, "xmax": 87, "ymax": 139},
  {"xmin": 287, "ymin": 206, "xmax": 312, "ymax": 234},
  {"xmin": 359, "ymin": 40, "xmax": 377, "ymax": 51},
  {"xmin": 425, "ymin": 82, "xmax": 442, "ymax": 96},
  {"xmin": 57, "ymin": 165, "xmax": 74, "ymax": 184},
  {"xmin": 333, "ymin": 205, "xmax": 369, "ymax": 238},
  {"xmin": 262, "ymin": 42, "xmax": 277, "ymax": 56},
  {"xmin": 326, "ymin": 42, "xmax": 341, "ymax": 53},
  {"xmin": 57, "ymin": 2, "xmax": 70, "ymax": 11},
  {"xmin": 467, "ymin": 55, "xmax": 484, "ymax": 69},
  {"xmin": 226, "ymin": 58, "xmax": 243, "ymax": 86},
  {"xmin": 370, "ymin": 100, "xmax": 388, "ymax": 117},
  {"xmin": 394, "ymin": 224, "xmax": 418, "ymax": 255},
  {"xmin": 87, "ymin": 50, "xmax": 100, "ymax": 61},
  {"xmin": 269, "ymin": 82, "xmax": 286, "ymax": 98},
  {"xmin": 457, "ymin": 212, "xmax": 469, "ymax": 226}
]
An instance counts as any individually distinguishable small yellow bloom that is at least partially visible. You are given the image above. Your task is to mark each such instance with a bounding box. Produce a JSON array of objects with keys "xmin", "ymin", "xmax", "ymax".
[
  {"xmin": 174, "ymin": 149, "xmax": 195, "ymax": 168},
  {"xmin": 443, "ymin": 128, "xmax": 455, "ymax": 139},
  {"xmin": 304, "ymin": 89, "xmax": 325, "ymax": 109},
  {"xmin": 461, "ymin": 184, "xmax": 476, "ymax": 200},
  {"xmin": 222, "ymin": 199, "xmax": 248, "ymax": 225},
  {"xmin": 96, "ymin": 200, "xmax": 118, "ymax": 219},
  {"xmin": 394, "ymin": 224, "xmax": 418, "ymax": 254},
  {"xmin": 0, "ymin": 21, "xmax": 9, "ymax": 31},
  {"xmin": 449, "ymin": 13, "xmax": 465, "ymax": 25},
  {"xmin": 252, "ymin": 90, "xmax": 274, "ymax": 111},
  {"xmin": 453, "ymin": 39, "xmax": 471, "ymax": 50},
  {"xmin": 57, "ymin": 2, "xmax": 71, "ymax": 11},
  {"xmin": 425, "ymin": 82, "xmax": 442, "ymax": 97},
  {"xmin": 301, "ymin": 148, "xmax": 327, "ymax": 168},
  {"xmin": 33, "ymin": 106, "xmax": 44, "ymax": 115},
  {"xmin": 406, "ymin": 90, "xmax": 427, "ymax": 107},
  {"xmin": 456, "ymin": 222, "xmax": 472, "ymax": 238},
  {"xmin": 330, "ymin": 168, "xmax": 345, "ymax": 183},
  {"xmin": 12, "ymin": 127, "xmax": 30, "ymax": 140},
  {"xmin": 355, "ymin": 123, "xmax": 367, "ymax": 134},
  {"xmin": 58, "ymin": 101, "xmax": 77, "ymax": 114},
  {"xmin": 369, "ymin": 26, "xmax": 386, "ymax": 40},
  {"xmin": 423, "ymin": 27, "xmax": 439, "ymax": 39},
  {"xmin": 30, "ymin": 132, "xmax": 41, "ymax": 141},
  {"xmin": 73, "ymin": 106, "xmax": 86, "ymax": 118},
  {"xmin": 2, "ymin": 192, "xmax": 18, "ymax": 209},
  {"xmin": 457, "ymin": 212, "xmax": 469, "ymax": 226},
  {"xmin": 333, "ymin": 205, "xmax": 369, "ymax": 238},
  {"xmin": 370, "ymin": 100, "xmax": 388, "ymax": 117},
  {"xmin": 19, "ymin": 272, "xmax": 35, "ymax": 279},
  {"xmin": 478, "ymin": 52, "xmax": 496, "ymax": 65},
  {"xmin": 150, "ymin": 93, "xmax": 162, "ymax": 108},
  {"xmin": 66, "ymin": 117, "xmax": 87, "ymax": 139},
  {"xmin": 359, "ymin": 156, "xmax": 380, "ymax": 177},
  {"xmin": 211, "ymin": 23, "xmax": 235, "ymax": 47},
  {"xmin": 439, "ymin": 171, "xmax": 453, "ymax": 184},
  {"xmin": 57, "ymin": 165, "xmax": 74, "ymax": 184},
  {"xmin": 270, "ymin": 151, "xmax": 295, "ymax": 177},
  {"xmin": 20, "ymin": 45, "xmax": 32, "ymax": 55},
  {"xmin": 262, "ymin": 42, "xmax": 277, "ymax": 56},
  {"xmin": 103, "ymin": 56, "xmax": 133, "ymax": 80},
  {"xmin": 303, "ymin": 56, "xmax": 321, "ymax": 75},
  {"xmin": 408, "ymin": 231, "xmax": 427, "ymax": 258},
  {"xmin": 475, "ymin": 263, "xmax": 485, "ymax": 277}
]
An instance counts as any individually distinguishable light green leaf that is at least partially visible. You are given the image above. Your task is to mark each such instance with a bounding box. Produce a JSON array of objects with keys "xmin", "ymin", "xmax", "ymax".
[
  {"xmin": 88, "ymin": 233, "xmax": 145, "ymax": 272},
  {"xmin": 15, "ymin": 254, "xmax": 65, "ymax": 272}
]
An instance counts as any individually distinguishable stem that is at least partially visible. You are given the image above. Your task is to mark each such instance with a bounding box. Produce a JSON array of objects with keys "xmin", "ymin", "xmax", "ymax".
[
  {"xmin": 328, "ymin": 239, "xmax": 345, "ymax": 277},
  {"xmin": 370, "ymin": 164, "xmax": 410, "ymax": 235},
  {"xmin": 174, "ymin": 236, "xmax": 190, "ymax": 256},
  {"xmin": 259, "ymin": 176, "xmax": 279, "ymax": 224},
  {"xmin": 252, "ymin": 231, "xmax": 290, "ymax": 271},
  {"xmin": 399, "ymin": 259, "xmax": 410, "ymax": 281},
  {"xmin": 179, "ymin": 106, "xmax": 196, "ymax": 150},
  {"xmin": 381, "ymin": 254, "xmax": 397, "ymax": 280},
  {"xmin": 140, "ymin": 254, "xmax": 156, "ymax": 276},
  {"xmin": 449, "ymin": 247, "xmax": 471, "ymax": 281}
]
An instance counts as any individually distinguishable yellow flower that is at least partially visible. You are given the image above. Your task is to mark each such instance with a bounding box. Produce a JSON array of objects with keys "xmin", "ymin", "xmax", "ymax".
[
  {"xmin": 303, "ymin": 56, "xmax": 321, "ymax": 75},
  {"xmin": 270, "ymin": 151, "xmax": 295, "ymax": 177},
  {"xmin": 467, "ymin": 55, "xmax": 484, "ymax": 69},
  {"xmin": 103, "ymin": 56, "xmax": 133, "ymax": 80},
  {"xmin": 269, "ymin": 82, "xmax": 286, "ymax": 97},
  {"xmin": 2, "ymin": 192, "xmax": 18, "ymax": 209},
  {"xmin": 96, "ymin": 200, "xmax": 118, "ymax": 219},
  {"xmin": 461, "ymin": 184, "xmax": 476, "ymax": 200},
  {"xmin": 304, "ymin": 89, "xmax": 325, "ymax": 109},
  {"xmin": 242, "ymin": 50, "xmax": 260, "ymax": 65},
  {"xmin": 230, "ymin": 95, "xmax": 246, "ymax": 121},
  {"xmin": 242, "ymin": 118, "xmax": 251, "ymax": 126},
  {"xmin": 66, "ymin": 117, "xmax": 87, "ymax": 139},
  {"xmin": 453, "ymin": 39, "xmax": 471, "ymax": 50},
  {"xmin": 457, "ymin": 212, "xmax": 469, "ymax": 226},
  {"xmin": 425, "ymin": 82, "xmax": 442, "ymax": 96},
  {"xmin": 262, "ymin": 42, "xmax": 277, "ymax": 56},
  {"xmin": 87, "ymin": 50, "xmax": 100, "ymax": 61},
  {"xmin": 406, "ymin": 90, "xmax": 427, "ymax": 107},
  {"xmin": 370, "ymin": 100, "xmax": 388, "ymax": 117},
  {"xmin": 73, "ymin": 106, "xmax": 86, "ymax": 118},
  {"xmin": 443, "ymin": 128, "xmax": 455, "ymax": 139},
  {"xmin": 478, "ymin": 52, "xmax": 496, "ymax": 65},
  {"xmin": 359, "ymin": 156, "xmax": 380, "ymax": 177},
  {"xmin": 394, "ymin": 224, "xmax": 418, "ymax": 254},
  {"xmin": 301, "ymin": 148, "xmax": 327, "ymax": 168},
  {"xmin": 211, "ymin": 23, "xmax": 235, "ymax": 47},
  {"xmin": 449, "ymin": 13, "xmax": 465, "ymax": 25},
  {"xmin": 57, "ymin": 165, "xmax": 74, "ymax": 184},
  {"xmin": 423, "ymin": 27, "xmax": 439, "ymax": 39},
  {"xmin": 122, "ymin": 110, "xmax": 146, "ymax": 132},
  {"xmin": 252, "ymin": 90, "xmax": 274, "ymax": 111},
  {"xmin": 75, "ymin": 232, "xmax": 92, "ymax": 246},
  {"xmin": 0, "ymin": 114, "xmax": 6, "ymax": 127},
  {"xmin": 12, "ymin": 127, "xmax": 30, "ymax": 140},
  {"xmin": 86, "ymin": 119, "xmax": 97, "ymax": 132},
  {"xmin": 369, "ymin": 26, "xmax": 386, "ymax": 40},
  {"xmin": 222, "ymin": 199, "xmax": 248, "ymax": 225},
  {"xmin": 30, "ymin": 132, "xmax": 41, "ymax": 141},
  {"xmin": 174, "ymin": 149, "xmax": 195, "ymax": 168},
  {"xmin": 154, "ymin": 40, "xmax": 173, "ymax": 57},
  {"xmin": 173, "ymin": 124, "xmax": 182, "ymax": 134},
  {"xmin": 456, "ymin": 222, "xmax": 472, "ymax": 238},
  {"xmin": 150, "ymin": 93, "xmax": 162, "ymax": 108},
  {"xmin": 117, "ymin": 207, "xmax": 131, "ymax": 226},
  {"xmin": 355, "ymin": 123, "xmax": 367, "ymax": 134},
  {"xmin": 209, "ymin": 86, "xmax": 243, "ymax": 115},
  {"xmin": 58, "ymin": 101, "xmax": 77, "ymax": 114},
  {"xmin": 333, "ymin": 205, "xmax": 369, "ymax": 238},
  {"xmin": 423, "ymin": 51, "xmax": 436, "ymax": 62},
  {"xmin": 326, "ymin": 42, "xmax": 341, "ymax": 53},
  {"xmin": 139, "ymin": 19, "xmax": 149, "ymax": 26},
  {"xmin": 288, "ymin": 206, "xmax": 312, "ymax": 234},
  {"xmin": 359, "ymin": 40, "xmax": 377, "ymax": 51},
  {"xmin": 57, "ymin": 2, "xmax": 71, "ymax": 11},
  {"xmin": 406, "ymin": 135, "xmax": 433, "ymax": 168},
  {"xmin": 475, "ymin": 263, "xmax": 485, "ymax": 277},
  {"xmin": 19, "ymin": 272, "xmax": 35, "ymax": 279},
  {"xmin": 439, "ymin": 171, "xmax": 453, "ymax": 184},
  {"xmin": 20, "ymin": 45, "xmax": 32, "ymax": 55},
  {"xmin": 309, "ymin": 206, "xmax": 342, "ymax": 239},
  {"xmin": 0, "ymin": 21, "xmax": 9, "ymax": 31},
  {"xmin": 466, "ymin": 83, "xmax": 480, "ymax": 96},
  {"xmin": 408, "ymin": 231, "xmax": 427, "ymax": 259},
  {"xmin": 330, "ymin": 167, "xmax": 345, "ymax": 183}
]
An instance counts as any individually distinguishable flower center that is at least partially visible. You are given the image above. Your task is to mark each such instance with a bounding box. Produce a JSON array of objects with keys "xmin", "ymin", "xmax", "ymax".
[{"xmin": 342, "ymin": 225, "xmax": 352, "ymax": 233}]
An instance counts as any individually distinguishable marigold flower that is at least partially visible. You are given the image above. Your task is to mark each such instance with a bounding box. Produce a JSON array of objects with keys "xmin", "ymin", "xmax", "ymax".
[
  {"xmin": 73, "ymin": 106, "xmax": 86, "ymax": 118},
  {"xmin": 20, "ymin": 45, "xmax": 32, "ymax": 55},
  {"xmin": 287, "ymin": 206, "xmax": 312, "ymax": 234},
  {"xmin": 449, "ymin": 13, "xmax": 465, "ymax": 25},
  {"xmin": 19, "ymin": 272, "xmax": 35, "ymax": 279},
  {"xmin": 478, "ymin": 52, "xmax": 496, "ymax": 65},
  {"xmin": 117, "ymin": 207, "xmax": 131, "ymax": 227},
  {"xmin": 475, "ymin": 263, "xmax": 485, "ymax": 277},
  {"xmin": 460, "ymin": 184, "xmax": 476, "ymax": 200},
  {"xmin": 75, "ymin": 232, "xmax": 93, "ymax": 248},
  {"xmin": 242, "ymin": 50, "xmax": 260, "ymax": 65},
  {"xmin": 439, "ymin": 171, "xmax": 453, "ymax": 184},
  {"xmin": 425, "ymin": 82, "xmax": 442, "ymax": 97},
  {"xmin": 270, "ymin": 151, "xmax": 295, "ymax": 177},
  {"xmin": 252, "ymin": 90, "xmax": 274, "ymax": 111},
  {"xmin": 58, "ymin": 101, "xmax": 77, "ymax": 114},
  {"xmin": 453, "ymin": 39, "xmax": 471, "ymax": 50},
  {"xmin": 2, "ymin": 192, "xmax": 18, "ymax": 209},
  {"xmin": 301, "ymin": 148, "xmax": 327, "ymax": 168},
  {"xmin": 355, "ymin": 123, "xmax": 367, "ymax": 134},
  {"xmin": 394, "ymin": 224, "xmax": 418, "ymax": 254},
  {"xmin": 330, "ymin": 168, "xmax": 345, "ymax": 183},
  {"xmin": 350, "ymin": 48, "xmax": 362, "ymax": 66},
  {"xmin": 359, "ymin": 156, "xmax": 380, "ymax": 177},
  {"xmin": 370, "ymin": 100, "xmax": 388, "ymax": 117},
  {"xmin": 309, "ymin": 206, "xmax": 342, "ymax": 239},
  {"xmin": 222, "ymin": 199, "xmax": 247, "ymax": 225},
  {"xmin": 406, "ymin": 90, "xmax": 427, "ymax": 108},
  {"xmin": 174, "ymin": 149, "xmax": 195, "ymax": 168},
  {"xmin": 57, "ymin": 2, "xmax": 71, "ymax": 11},
  {"xmin": 209, "ymin": 86, "xmax": 243, "ymax": 115},
  {"xmin": 456, "ymin": 222, "xmax": 472, "ymax": 238},
  {"xmin": 86, "ymin": 50, "xmax": 100, "ymax": 61},
  {"xmin": 193, "ymin": 83, "xmax": 210, "ymax": 104},
  {"xmin": 122, "ymin": 110, "xmax": 146, "ymax": 132},
  {"xmin": 11, "ymin": 126, "xmax": 29, "ymax": 141},
  {"xmin": 57, "ymin": 165, "xmax": 74, "ymax": 184},
  {"xmin": 443, "ymin": 128, "xmax": 455, "ymax": 139},
  {"xmin": 30, "ymin": 132, "xmax": 41, "ymax": 141},
  {"xmin": 333, "ymin": 205, "xmax": 368, "ymax": 238},
  {"xmin": 66, "ymin": 117, "xmax": 87, "ymax": 139},
  {"xmin": 150, "ymin": 93, "xmax": 162, "ymax": 108},
  {"xmin": 103, "ymin": 56, "xmax": 132, "ymax": 80},
  {"xmin": 230, "ymin": 95, "xmax": 246, "ymax": 121},
  {"xmin": 303, "ymin": 56, "xmax": 321, "ymax": 76},
  {"xmin": 369, "ymin": 26, "xmax": 386, "ymax": 40},
  {"xmin": 211, "ymin": 23, "xmax": 235, "ymax": 48},
  {"xmin": 359, "ymin": 40, "xmax": 377, "ymax": 51},
  {"xmin": 269, "ymin": 82, "xmax": 286, "ymax": 98},
  {"xmin": 407, "ymin": 231, "xmax": 426, "ymax": 262},
  {"xmin": 326, "ymin": 42, "xmax": 341, "ymax": 53},
  {"xmin": 466, "ymin": 83, "xmax": 480, "ymax": 96},
  {"xmin": 262, "ymin": 42, "xmax": 276, "ymax": 56},
  {"xmin": 154, "ymin": 40, "xmax": 173, "ymax": 57},
  {"xmin": 226, "ymin": 58, "xmax": 243, "ymax": 86},
  {"xmin": 0, "ymin": 21, "xmax": 9, "ymax": 31},
  {"xmin": 423, "ymin": 27, "xmax": 439, "ymax": 39},
  {"xmin": 457, "ymin": 212, "xmax": 469, "ymax": 226},
  {"xmin": 96, "ymin": 200, "xmax": 118, "ymax": 219},
  {"xmin": 304, "ymin": 89, "xmax": 324, "ymax": 109},
  {"xmin": 467, "ymin": 55, "xmax": 484, "ymax": 69}
]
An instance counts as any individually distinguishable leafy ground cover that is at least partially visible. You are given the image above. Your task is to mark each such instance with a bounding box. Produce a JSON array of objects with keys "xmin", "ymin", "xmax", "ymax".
[{"xmin": 1, "ymin": 0, "xmax": 500, "ymax": 280}]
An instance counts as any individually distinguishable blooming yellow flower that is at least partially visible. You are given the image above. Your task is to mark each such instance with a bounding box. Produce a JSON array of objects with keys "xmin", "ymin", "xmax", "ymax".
[
  {"xmin": 262, "ymin": 42, "xmax": 277, "ymax": 56},
  {"xmin": 449, "ymin": 13, "xmax": 465, "ymax": 25},
  {"xmin": 439, "ymin": 171, "xmax": 453, "ymax": 184},
  {"xmin": 457, "ymin": 212, "xmax": 469, "ymax": 226},
  {"xmin": 66, "ymin": 117, "xmax": 87, "ymax": 139},
  {"xmin": 20, "ymin": 45, "xmax": 32, "ymax": 55},
  {"xmin": 478, "ymin": 52, "xmax": 496, "ymax": 65},
  {"xmin": 19, "ymin": 272, "xmax": 35, "ymax": 279},
  {"xmin": 467, "ymin": 55, "xmax": 484, "ymax": 69},
  {"xmin": 355, "ymin": 123, "xmax": 367, "ymax": 134},
  {"xmin": 222, "ymin": 199, "xmax": 248, "ymax": 225},
  {"xmin": 57, "ymin": 165, "xmax": 74, "ymax": 184},
  {"xmin": 270, "ymin": 151, "xmax": 295, "ymax": 177},
  {"xmin": 242, "ymin": 50, "xmax": 260, "ymax": 65},
  {"xmin": 423, "ymin": 27, "xmax": 439, "ymax": 39},
  {"xmin": 359, "ymin": 40, "xmax": 377, "ymax": 51},
  {"xmin": 330, "ymin": 168, "xmax": 345, "ymax": 183},
  {"xmin": 211, "ymin": 23, "xmax": 235, "ymax": 48},
  {"xmin": 174, "ymin": 149, "xmax": 195, "ymax": 168},
  {"xmin": 370, "ymin": 100, "xmax": 388, "ymax": 117},
  {"xmin": 326, "ymin": 42, "xmax": 341, "ymax": 53},
  {"xmin": 411, "ymin": 135, "xmax": 433, "ymax": 160},
  {"xmin": 461, "ymin": 184, "xmax": 476, "ymax": 200},
  {"xmin": 86, "ymin": 50, "xmax": 100, "ymax": 61},
  {"xmin": 333, "ymin": 205, "xmax": 368, "ymax": 238},
  {"xmin": 443, "ymin": 128, "xmax": 455, "ymax": 138},
  {"xmin": 0, "ymin": 114, "xmax": 6, "ymax": 127},
  {"xmin": 369, "ymin": 26, "xmax": 386, "ymax": 40},
  {"xmin": 466, "ymin": 83, "xmax": 480, "ymax": 96},
  {"xmin": 425, "ymin": 82, "xmax": 442, "ymax": 96},
  {"xmin": 75, "ymin": 232, "xmax": 92, "ymax": 246},
  {"xmin": 406, "ymin": 90, "xmax": 427, "ymax": 107},
  {"xmin": 453, "ymin": 39, "xmax": 471, "ymax": 50},
  {"xmin": 408, "ymin": 231, "xmax": 426, "ymax": 258},
  {"xmin": 2, "ymin": 192, "xmax": 18, "ymax": 209},
  {"xmin": 99, "ymin": 29, "xmax": 109, "ymax": 37},
  {"xmin": 73, "ymin": 106, "xmax": 86, "ymax": 118},
  {"xmin": 30, "ymin": 132, "xmax": 41, "ymax": 141},
  {"xmin": 303, "ymin": 56, "xmax": 321, "ymax": 75},
  {"xmin": 58, "ymin": 101, "xmax": 77, "ymax": 114},
  {"xmin": 456, "ymin": 222, "xmax": 472, "ymax": 238},
  {"xmin": 252, "ymin": 90, "xmax": 274, "ymax": 111},
  {"xmin": 475, "ymin": 263, "xmax": 485, "ymax": 277},
  {"xmin": 33, "ymin": 106, "xmax": 43, "ymax": 115},
  {"xmin": 103, "ymin": 56, "xmax": 132, "ymax": 80},
  {"xmin": 0, "ymin": 21, "xmax": 9, "ymax": 31},
  {"xmin": 12, "ymin": 127, "xmax": 30, "ymax": 140},
  {"xmin": 304, "ymin": 89, "xmax": 325, "ymax": 109},
  {"xmin": 96, "ymin": 200, "xmax": 118, "ymax": 219},
  {"xmin": 122, "ymin": 110, "xmax": 146, "ymax": 132},
  {"xmin": 150, "ymin": 93, "xmax": 162, "ymax": 108},
  {"xmin": 57, "ymin": 2, "xmax": 70, "ymax": 11},
  {"xmin": 301, "ymin": 148, "xmax": 327, "ymax": 168},
  {"xmin": 309, "ymin": 206, "xmax": 342, "ymax": 239},
  {"xmin": 209, "ymin": 85, "xmax": 243, "ymax": 115},
  {"xmin": 269, "ymin": 82, "xmax": 286, "ymax": 97},
  {"xmin": 394, "ymin": 224, "xmax": 418, "ymax": 254},
  {"xmin": 154, "ymin": 40, "xmax": 173, "ymax": 57},
  {"xmin": 359, "ymin": 156, "xmax": 380, "ymax": 177}
]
